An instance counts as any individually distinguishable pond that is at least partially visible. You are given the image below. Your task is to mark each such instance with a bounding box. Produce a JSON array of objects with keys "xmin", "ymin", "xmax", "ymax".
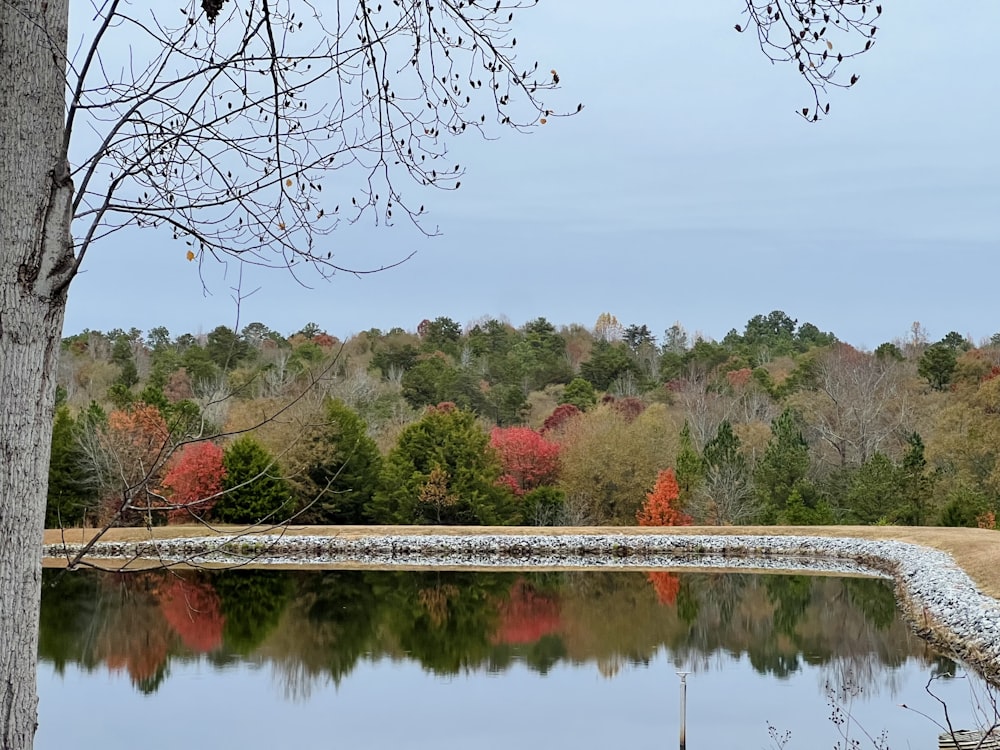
[{"xmin": 36, "ymin": 567, "xmax": 996, "ymax": 749}]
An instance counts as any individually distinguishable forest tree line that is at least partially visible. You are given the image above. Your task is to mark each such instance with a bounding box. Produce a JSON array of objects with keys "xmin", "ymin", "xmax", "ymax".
[{"xmin": 46, "ymin": 311, "xmax": 1000, "ymax": 529}]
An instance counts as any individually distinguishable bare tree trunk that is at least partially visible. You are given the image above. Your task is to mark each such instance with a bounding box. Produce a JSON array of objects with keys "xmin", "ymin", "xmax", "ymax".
[{"xmin": 0, "ymin": 2, "xmax": 73, "ymax": 747}]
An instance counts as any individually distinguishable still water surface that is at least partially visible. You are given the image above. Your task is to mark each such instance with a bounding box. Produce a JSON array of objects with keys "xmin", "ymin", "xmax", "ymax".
[{"xmin": 36, "ymin": 568, "xmax": 995, "ymax": 748}]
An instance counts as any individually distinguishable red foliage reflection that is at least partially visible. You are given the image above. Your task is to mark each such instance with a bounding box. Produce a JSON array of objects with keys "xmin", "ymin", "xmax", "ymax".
[
  {"xmin": 159, "ymin": 576, "xmax": 225, "ymax": 652},
  {"xmin": 493, "ymin": 579, "xmax": 562, "ymax": 645}
]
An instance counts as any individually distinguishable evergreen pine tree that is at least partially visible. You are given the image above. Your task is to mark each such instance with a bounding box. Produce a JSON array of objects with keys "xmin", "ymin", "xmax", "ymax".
[{"xmin": 215, "ymin": 437, "xmax": 294, "ymax": 524}]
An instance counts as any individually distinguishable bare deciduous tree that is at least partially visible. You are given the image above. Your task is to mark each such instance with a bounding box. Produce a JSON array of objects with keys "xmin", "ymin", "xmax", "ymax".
[
  {"xmin": 793, "ymin": 344, "xmax": 909, "ymax": 467},
  {"xmin": 671, "ymin": 368, "xmax": 732, "ymax": 450}
]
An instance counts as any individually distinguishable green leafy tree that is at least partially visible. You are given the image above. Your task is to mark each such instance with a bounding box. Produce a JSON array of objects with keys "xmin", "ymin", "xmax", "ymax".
[
  {"xmin": 939, "ymin": 485, "xmax": 992, "ymax": 528},
  {"xmin": 623, "ymin": 323, "xmax": 655, "ymax": 352},
  {"xmin": 215, "ymin": 437, "xmax": 294, "ymax": 524},
  {"xmin": 288, "ymin": 340, "xmax": 326, "ymax": 375},
  {"xmin": 579, "ymin": 340, "xmax": 636, "ymax": 391},
  {"xmin": 895, "ymin": 432, "xmax": 933, "ymax": 525},
  {"xmin": 560, "ymin": 377, "xmax": 597, "ymax": 411},
  {"xmin": 780, "ymin": 486, "xmax": 834, "ymax": 525},
  {"xmin": 110, "ymin": 332, "xmax": 140, "ymax": 389},
  {"xmin": 874, "ymin": 342, "xmax": 904, "ymax": 361},
  {"xmin": 467, "ymin": 318, "xmax": 515, "ymax": 358},
  {"xmin": 484, "ymin": 318, "xmax": 572, "ymax": 392},
  {"xmin": 684, "ymin": 338, "xmax": 732, "ymax": 377},
  {"xmin": 419, "ymin": 316, "xmax": 463, "ymax": 357},
  {"xmin": 844, "ymin": 453, "xmax": 901, "ymax": 524},
  {"xmin": 940, "ymin": 331, "xmax": 971, "ymax": 352},
  {"xmin": 46, "ymin": 407, "xmax": 97, "ymax": 527},
  {"xmin": 696, "ymin": 421, "xmax": 758, "ymax": 524},
  {"xmin": 481, "ymin": 382, "xmax": 528, "ymax": 427},
  {"xmin": 754, "ymin": 409, "xmax": 818, "ymax": 523},
  {"xmin": 240, "ymin": 322, "xmax": 275, "ymax": 349},
  {"xmin": 371, "ymin": 341, "xmax": 420, "ymax": 378},
  {"xmin": 401, "ymin": 356, "xmax": 458, "ymax": 409},
  {"xmin": 297, "ymin": 322, "xmax": 323, "ymax": 339},
  {"xmin": 146, "ymin": 326, "xmax": 171, "ymax": 351},
  {"xmin": 180, "ymin": 344, "xmax": 220, "ymax": 386},
  {"xmin": 918, "ymin": 344, "xmax": 958, "ymax": 391},
  {"xmin": 522, "ymin": 317, "xmax": 566, "ymax": 358},
  {"xmin": 743, "ymin": 310, "xmax": 797, "ymax": 358},
  {"xmin": 205, "ymin": 325, "xmax": 251, "ymax": 371},
  {"xmin": 675, "ymin": 422, "xmax": 704, "ymax": 508},
  {"xmin": 773, "ymin": 350, "xmax": 822, "ymax": 397},
  {"xmin": 295, "ymin": 399, "xmax": 383, "ymax": 524},
  {"xmin": 659, "ymin": 351, "xmax": 686, "ymax": 383},
  {"xmin": 147, "ymin": 347, "xmax": 182, "ymax": 392},
  {"xmin": 370, "ymin": 404, "xmax": 513, "ymax": 525},
  {"xmin": 521, "ymin": 486, "xmax": 565, "ymax": 526},
  {"xmin": 401, "ymin": 355, "xmax": 489, "ymax": 415},
  {"xmin": 794, "ymin": 322, "xmax": 836, "ymax": 351}
]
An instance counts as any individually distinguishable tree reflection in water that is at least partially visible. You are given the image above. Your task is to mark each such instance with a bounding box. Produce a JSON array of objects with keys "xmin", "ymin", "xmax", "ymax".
[
  {"xmin": 38, "ymin": 567, "xmax": 950, "ymax": 701},
  {"xmin": 40, "ymin": 567, "xmax": 1000, "ymax": 750}
]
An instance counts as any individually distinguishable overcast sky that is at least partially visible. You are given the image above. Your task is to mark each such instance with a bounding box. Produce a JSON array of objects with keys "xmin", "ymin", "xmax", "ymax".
[{"xmin": 63, "ymin": 2, "xmax": 999, "ymax": 349}]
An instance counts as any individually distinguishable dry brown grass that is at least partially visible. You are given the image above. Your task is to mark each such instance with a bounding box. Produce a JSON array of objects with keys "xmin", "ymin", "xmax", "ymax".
[{"xmin": 42, "ymin": 525, "xmax": 1000, "ymax": 600}]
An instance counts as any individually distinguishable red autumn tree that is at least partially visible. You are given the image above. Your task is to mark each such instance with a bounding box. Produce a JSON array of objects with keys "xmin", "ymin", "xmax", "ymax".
[
  {"xmin": 611, "ymin": 396, "xmax": 646, "ymax": 422},
  {"xmin": 600, "ymin": 395, "xmax": 646, "ymax": 423},
  {"xmin": 541, "ymin": 403, "xmax": 581, "ymax": 434},
  {"xmin": 636, "ymin": 468, "xmax": 693, "ymax": 526},
  {"xmin": 489, "ymin": 426, "xmax": 561, "ymax": 496},
  {"xmin": 162, "ymin": 442, "xmax": 226, "ymax": 523}
]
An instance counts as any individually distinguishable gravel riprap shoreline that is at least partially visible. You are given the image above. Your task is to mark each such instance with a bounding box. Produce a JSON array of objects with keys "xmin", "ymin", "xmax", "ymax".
[{"xmin": 43, "ymin": 532, "xmax": 1000, "ymax": 685}]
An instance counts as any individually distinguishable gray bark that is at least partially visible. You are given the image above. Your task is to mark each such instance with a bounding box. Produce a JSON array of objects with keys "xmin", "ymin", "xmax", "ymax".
[{"xmin": 0, "ymin": 2, "xmax": 74, "ymax": 748}]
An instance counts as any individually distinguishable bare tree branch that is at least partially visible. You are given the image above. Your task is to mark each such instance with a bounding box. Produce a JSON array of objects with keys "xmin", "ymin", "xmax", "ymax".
[
  {"xmin": 736, "ymin": 0, "xmax": 881, "ymax": 121},
  {"xmin": 62, "ymin": 0, "xmax": 577, "ymax": 295}
]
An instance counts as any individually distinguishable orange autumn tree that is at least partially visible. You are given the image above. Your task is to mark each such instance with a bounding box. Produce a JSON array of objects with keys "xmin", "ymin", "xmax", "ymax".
[
  {"xmin": 161, "ymin": 442, "xmax": 226, "ymax": 524},
  {"xmin": 636, "ymin": 468, "xmax": 692, "ymax": 527},
  {"xmin": 97, "ymin": 573, "xmax": 172, "ymax": 691},
  {"xmin": 91, "ymin": 403, "xmax": 172, "ymax": 525},
  {"xmin": 638, "ymin": 469, "xmax": 690, "ymax": 607}
]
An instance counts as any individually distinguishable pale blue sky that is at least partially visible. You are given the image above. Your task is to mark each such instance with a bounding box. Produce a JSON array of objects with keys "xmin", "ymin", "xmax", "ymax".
[{"xmin": 64, "ymin": 2, "xmax": 999, "ymax": 349}]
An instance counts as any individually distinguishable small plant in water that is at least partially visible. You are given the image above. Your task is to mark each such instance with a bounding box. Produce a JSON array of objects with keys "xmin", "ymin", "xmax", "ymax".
[
  {"xmin": 826, "ymin": 676, "xmax": 890, "ymax": 750},
  {"xmin": 766, "ymin": 723, "xmax": 791, "ymax": 749},
  {"xmin": 767, "ymin": 670, "xmax": 1000, "ymax": 749}
]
